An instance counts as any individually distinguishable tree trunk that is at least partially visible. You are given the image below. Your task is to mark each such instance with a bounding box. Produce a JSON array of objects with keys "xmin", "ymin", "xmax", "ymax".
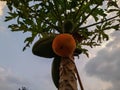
[{"xmin": 58, "ymin": 57, "xmax": 77, "ymax": 90}]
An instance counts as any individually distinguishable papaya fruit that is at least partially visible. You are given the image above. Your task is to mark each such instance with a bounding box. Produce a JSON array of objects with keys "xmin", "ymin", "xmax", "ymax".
[
  {"xmin": 63, "ymin": 20, "xmax": 73, "ymax": 33},
  {"xmin": 52, "ymin": 34, "xmax": 76, "ymax": 57},
  {"xmin": 51, "ymin": 56, "xmax": 61, "ymax": 88},
  {"xmin": 32, "ymin": 36, "xmax": 56, "ymax": 58}
]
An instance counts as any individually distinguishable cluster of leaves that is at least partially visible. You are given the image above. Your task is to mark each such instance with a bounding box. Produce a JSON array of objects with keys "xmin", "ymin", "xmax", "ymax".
[
  {"xmin": 1, "ymin": 0, "xmax": 120, "ymax": 55},
  {"xmin": 18, "ymin": 87, "xmax": 28, "ymax": 90}
]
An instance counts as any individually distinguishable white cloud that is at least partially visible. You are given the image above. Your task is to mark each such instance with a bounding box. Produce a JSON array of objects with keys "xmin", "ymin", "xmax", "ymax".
[
  {"xmin": 75, "ymin": 56, "xmax": 113, "ymax": 90},
  {"xmin": 85, "ymin": 31, "xmax": 120, "ymax": 90},
  {"xmin": 0, "ymin": 1, "xmax": 6, "ymax": 16},
  {"xmin": 0, "ymin": 1, "xmax": 7, "ymax": 33},
  {"xmin": 118, "ymin": 0, "xmax": 120, "ymax": 5},
  {"xmin": 0, "ymin": 26, "xmax": 6, "ymax": 32},
  {"xmin": 0, "ymin": 67, "xmax": 29, "ymax": 90},
  {"xmin": 82, "ymin": 73, "xmax": 113, "ymax": 90}
]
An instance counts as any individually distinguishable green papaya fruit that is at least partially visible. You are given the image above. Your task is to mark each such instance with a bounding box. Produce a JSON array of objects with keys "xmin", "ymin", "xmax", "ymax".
[
  {"xmin": 63, "ymin": 20, "xmax": 74, "ymax": 33},
  {"xmin": 32, "ymin": 36, "xmax": 56, "ymax": 58},
  {"xmin": 51, "ymin": 56, "xmax": 61, "ymax": 88}
]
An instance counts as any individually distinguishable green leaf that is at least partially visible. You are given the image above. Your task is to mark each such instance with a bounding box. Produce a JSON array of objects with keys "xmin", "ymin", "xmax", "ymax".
[
  {"xmin": 82, "ymin": 48, "xmax": 89, "ymax": 57},
  {"xmin": 107, "ymin": 0, "xmax": 119, "ymax": 8},
  {"xmin": 107, "ymin": 9, "xmax": 120, "ymax": 13},
  {"xmin": 24, "ymin": 37, "xmax": 33, "ymax": 43},
  {"xmin": 92, "ymin": 8, "xmax": 106, "ymax": 21},
  {"xmin": 8, "ymin": 24, "xmax": 20, "ymax": 31},
  {"xmin": 103, "ymin": 33, "xmax": 109, "ymax": 41},
  {"xmin": 111, "ymin": 24, "xmax": 120, "ymax": 31}
]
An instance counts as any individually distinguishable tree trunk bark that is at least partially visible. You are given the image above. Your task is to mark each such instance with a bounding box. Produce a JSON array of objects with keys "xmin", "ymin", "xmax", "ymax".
[{"xmin": 58, "ymin": 57, "xmax": 77, "ymax": 90}]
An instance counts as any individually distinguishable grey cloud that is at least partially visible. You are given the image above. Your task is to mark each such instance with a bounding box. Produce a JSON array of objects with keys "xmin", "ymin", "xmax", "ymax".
[{"xmin": 85, "ymin": 31, "xmax": 120, "ymax": 90}]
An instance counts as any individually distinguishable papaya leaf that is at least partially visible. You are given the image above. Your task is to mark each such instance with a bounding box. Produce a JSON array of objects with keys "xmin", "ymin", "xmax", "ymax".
[
  {"xmin": 107, "ymin": 0, "xmax": 119, "ymax": 8},
  {"xmin": 0, "ymin": 0, "xmax": 119, "ymax": 54}
]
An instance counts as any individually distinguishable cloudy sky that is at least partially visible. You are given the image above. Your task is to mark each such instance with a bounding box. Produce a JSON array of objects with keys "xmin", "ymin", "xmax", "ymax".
[{"xmin": 0, "ymin": 1, "xmax": 120, "ymax": 90}]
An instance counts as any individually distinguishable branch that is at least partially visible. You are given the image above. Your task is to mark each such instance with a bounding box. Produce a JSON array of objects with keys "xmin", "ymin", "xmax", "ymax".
[
  {"xmin": 101, "ymin": 24, "xmax": 120, "ymax": 31},
  {"xmin": 74, "ymin": 4, "xmax": 100, "ymax": 32},
  {"xmin": 79, "ymin": 15, "xmax": 119, "ymax": 29},
  {"xmin": 53, "ymin": 0, "xmax": 63, "ymax": 26},
  {"xmin": 63, "ymin": 0, "xmax": 67, "ymax": 19},
  {"xmin": 75, "ymin": 64, "xmax": 84, "ymax": 90},
  {"xmin": 74, "ymin": 1, "xmax": 92, "ymax": 23},
  {"xmin": 0, "ymin": 0, "xmax": 7, "ymax": 1},
  {"xmin": 73, "ymin": 0, "xmax": 86, "ymax": 22},
  {"xmin": 47, "ymin": 3, "xmax": 59, "ymax": 22},
  {"xmin": 44, "ymin": 19, "xmax": 61, "ymax": 32}
]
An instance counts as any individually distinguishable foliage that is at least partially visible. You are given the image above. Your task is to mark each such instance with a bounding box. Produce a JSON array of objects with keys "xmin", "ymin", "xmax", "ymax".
[
  {"xmin": 18, "ymin": 87, "xmax": 28, "ymax": 90},
  {"xmin": 1, "ymin": 0, "xmax": 120, "ymax": 56}
]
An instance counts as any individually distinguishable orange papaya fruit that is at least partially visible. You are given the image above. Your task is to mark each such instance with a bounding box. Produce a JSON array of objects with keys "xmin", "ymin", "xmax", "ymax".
[{"xmin": 52, "ymin": 34, "xmax": 76, "ymax": 57}]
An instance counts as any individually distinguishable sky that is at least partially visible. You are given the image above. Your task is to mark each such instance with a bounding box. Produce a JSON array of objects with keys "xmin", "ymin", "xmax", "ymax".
[{"xmin": 0, "ymin": 1, "xmax": 120, "ymax": 90}]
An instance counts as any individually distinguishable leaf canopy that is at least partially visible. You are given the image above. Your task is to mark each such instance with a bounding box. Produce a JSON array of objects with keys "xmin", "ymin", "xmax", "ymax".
[{"xmin": 1, "ymin": 0, "xmax": 120, "ymax": 55}]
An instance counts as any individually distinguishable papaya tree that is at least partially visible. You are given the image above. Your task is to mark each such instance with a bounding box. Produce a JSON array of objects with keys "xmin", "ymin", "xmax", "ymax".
[{"xmin": 1, "ymin": 0, "xmax": 120, "ymax": 90}]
